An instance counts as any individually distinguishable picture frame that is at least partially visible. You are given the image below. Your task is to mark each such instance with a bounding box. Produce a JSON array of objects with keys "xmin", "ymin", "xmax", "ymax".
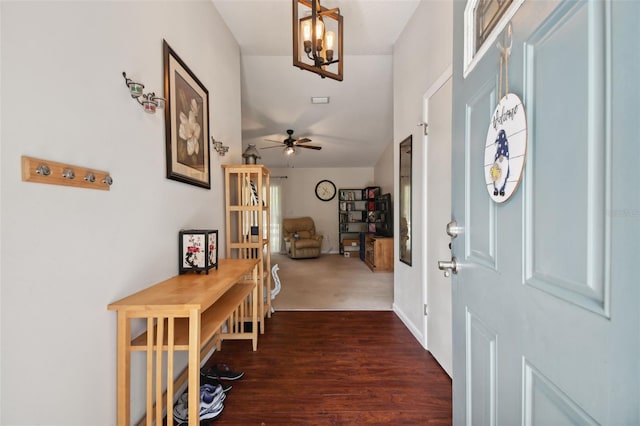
[{"xmin": 163, "ymin": 40, "xmax": 211, "ymax": 189}]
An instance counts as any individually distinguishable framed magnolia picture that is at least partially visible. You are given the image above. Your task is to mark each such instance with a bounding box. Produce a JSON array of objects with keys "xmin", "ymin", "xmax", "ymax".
[{"xmin": 163, "ymin": 40, "xmax": 211, "ymax": 189}]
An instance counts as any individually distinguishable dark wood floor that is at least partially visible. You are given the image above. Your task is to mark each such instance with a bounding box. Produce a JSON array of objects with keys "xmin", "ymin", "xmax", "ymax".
[{"xmin": 204, "ymin": 311, "xmax": 452, "ymax": 425}]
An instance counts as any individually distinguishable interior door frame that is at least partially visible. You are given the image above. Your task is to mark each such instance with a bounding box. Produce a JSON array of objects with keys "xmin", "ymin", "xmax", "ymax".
[{"xmin": 422, "ymin": 65, "xmax": 453, "ymax": 352}]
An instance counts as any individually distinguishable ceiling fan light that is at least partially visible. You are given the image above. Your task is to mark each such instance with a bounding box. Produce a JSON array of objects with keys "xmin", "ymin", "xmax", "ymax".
[{"xmin": 284, "ymin": 146, "xmax": 296, "ymax": 156}]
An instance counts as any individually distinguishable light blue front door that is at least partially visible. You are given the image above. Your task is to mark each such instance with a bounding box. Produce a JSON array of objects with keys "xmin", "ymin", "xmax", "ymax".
[{"xmin": 451, "ymin": 0, "xmax": 639, "ymax": 424}]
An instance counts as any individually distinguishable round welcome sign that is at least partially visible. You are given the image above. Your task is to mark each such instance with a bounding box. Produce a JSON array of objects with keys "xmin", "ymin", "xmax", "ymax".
[{"xmin": 484, "ymin": 93, "xmax": 527, "ymax": 203}]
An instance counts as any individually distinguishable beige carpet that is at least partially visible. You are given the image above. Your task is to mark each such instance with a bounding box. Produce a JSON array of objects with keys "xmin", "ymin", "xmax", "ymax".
[{"xmin": 270, "ymin": 253, "xmax": 394, "ymax": 311}]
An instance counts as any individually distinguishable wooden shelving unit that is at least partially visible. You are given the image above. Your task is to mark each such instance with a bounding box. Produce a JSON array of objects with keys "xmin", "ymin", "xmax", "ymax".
[
  {"xmin": 338, "ymin": 186, "xmax": 380, "ymax": 255},
  {"xmin": 222, "ymin": 164, "xmax": 271, "ymax": 332}
]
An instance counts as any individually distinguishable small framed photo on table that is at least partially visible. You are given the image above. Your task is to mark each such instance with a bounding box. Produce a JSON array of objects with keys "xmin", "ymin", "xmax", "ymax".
[{"xmin": 179, "ymin": 230, "xmax": 218, "ymax": 274}]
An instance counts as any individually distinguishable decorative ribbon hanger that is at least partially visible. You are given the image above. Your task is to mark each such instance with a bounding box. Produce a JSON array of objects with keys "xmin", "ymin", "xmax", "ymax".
[
  {"xmin": 497, "ymin": 22, "xmax": 513, "ymax": 101},
  {"xmin": 483, "ymin": 21, "xmax": 528, "ymax": 204}
]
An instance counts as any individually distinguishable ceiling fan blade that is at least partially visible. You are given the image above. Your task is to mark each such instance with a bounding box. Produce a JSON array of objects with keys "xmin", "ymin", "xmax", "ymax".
[
  {"xmin": 295, "ymin": 137, "xmax": 312, "ymax": 144},
  {"xmin": 260, "ymin": 145, "xmax": 285, "ymax": 149},
  {"xmin": 297, "ymin": 145, "xmax": 322, "ymax": 150},
  {"xmin": 264, "ymin": 139, "xmax": 284, "ymax": 144}
]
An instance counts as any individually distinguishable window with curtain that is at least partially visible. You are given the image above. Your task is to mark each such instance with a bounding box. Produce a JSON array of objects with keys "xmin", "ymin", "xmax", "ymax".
[{"xmin": 270, "ymin": 180, "xmax": 283, "ymax": 253}]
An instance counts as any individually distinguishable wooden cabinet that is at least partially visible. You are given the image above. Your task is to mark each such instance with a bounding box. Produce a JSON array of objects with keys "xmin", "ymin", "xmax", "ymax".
[
  {"xmin": 222, "ymin": 165, "xmax": 271, "ymax": 332},
  {"xmin": 364, "ymin": 234, "xmax": 394, "ymax": 272}
]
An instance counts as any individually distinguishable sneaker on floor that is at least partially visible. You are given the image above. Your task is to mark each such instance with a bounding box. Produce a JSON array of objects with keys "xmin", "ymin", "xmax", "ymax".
[
  {"xmin": 201, "ymin": 363, "xmax": 244, "ymax": 381},
  {"xmin": 173, "ymin": 385, "xmax": 226, "ymax": 423},
  {"xmin": 201, "ymin": 375, "xmax": 233, "ymax": 393},
  {"xmin": 200, "ymin": 383, "xmax": 225, "ymax": 403},
  {"xmin": 200, "ymin": 398, "xmax": 224, "ymax": 421},
  {"xmin": 173, "ymin": 401, "xmax": 224, "ymax": 424}
]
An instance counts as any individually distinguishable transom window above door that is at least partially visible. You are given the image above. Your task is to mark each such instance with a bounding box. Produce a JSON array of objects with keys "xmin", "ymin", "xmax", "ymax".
[
  {"xmin": 476, "ymin": 0, "xmax": 513, "ymax": 49},
  {"xmin": 463, "ymin": 0, "xmax": 525, "ymax": 78}
]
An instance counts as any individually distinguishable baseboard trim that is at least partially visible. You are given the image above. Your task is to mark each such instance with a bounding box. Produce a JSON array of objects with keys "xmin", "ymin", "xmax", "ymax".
[{"xmin": 393, "ymin": 303, "xmax": 427, "ymax": 350}]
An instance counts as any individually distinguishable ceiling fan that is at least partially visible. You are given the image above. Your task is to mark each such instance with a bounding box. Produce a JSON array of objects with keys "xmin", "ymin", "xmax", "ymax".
[{"xmin": 263, "ymin": 129, "xmax": 321, "ymax": 155}]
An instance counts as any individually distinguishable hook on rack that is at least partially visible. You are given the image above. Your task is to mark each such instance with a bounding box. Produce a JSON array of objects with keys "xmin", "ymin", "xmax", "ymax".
[
  {"xmin": 36, "ymin": 164, "xmax": 51, "ymax": 176},
  {"xmin": 62, "ymin": 169, "xmax": 75, "ymax": 180}
]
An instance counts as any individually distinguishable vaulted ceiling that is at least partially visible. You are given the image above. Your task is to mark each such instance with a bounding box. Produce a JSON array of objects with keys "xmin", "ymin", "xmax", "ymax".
[{"xmin": 212, "ymin": 0, "xmax": 420, "ymax": 168}]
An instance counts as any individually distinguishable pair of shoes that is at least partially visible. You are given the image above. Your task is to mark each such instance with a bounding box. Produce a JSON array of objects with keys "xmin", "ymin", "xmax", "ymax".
[
  {"xmin": 201, "ymin": 363, "xmax": 244, "ymax": 381},
  {"xmin": 173, "ymin": 384, "xmax": 225, "ymax": 423},
  {"xmin": 201, "ymin": 374, "xmax": 233, "ymax": 393},
  {"xmin": 199, "ymin": 384, "xmax": 225, "ymax": 421}
]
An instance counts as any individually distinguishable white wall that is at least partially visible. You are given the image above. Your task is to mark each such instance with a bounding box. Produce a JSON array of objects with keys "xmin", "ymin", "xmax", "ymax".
[
  {"xmin": 374, "ymin": 141, "xmax": 395, "ymax": 196},
  {"xmin": 270, "ymin": 167, "xmax": 374, "ymax": 253},
  {"xmin": 0, "ymin": 2, "xmax": 241, "ymax": 424},
  {"xmin": 392, "ymin": 1, "xmax": 453, "ymax": 343}
]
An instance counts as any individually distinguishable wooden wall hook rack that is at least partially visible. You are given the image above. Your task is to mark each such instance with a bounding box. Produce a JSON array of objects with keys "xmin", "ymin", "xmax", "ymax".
[{"xmin": 21, "ymin": 156, "xmax": 112, "ymax": 191}]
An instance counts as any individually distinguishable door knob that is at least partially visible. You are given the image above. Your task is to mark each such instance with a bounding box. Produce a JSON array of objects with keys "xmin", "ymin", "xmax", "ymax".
[
  {"xmin": 446, "ymin": 220, "xmax": 463, "ymax": 239},
  {"xmin": 438, "ymin": 257, "xmax": 458, "ymax": 277}
]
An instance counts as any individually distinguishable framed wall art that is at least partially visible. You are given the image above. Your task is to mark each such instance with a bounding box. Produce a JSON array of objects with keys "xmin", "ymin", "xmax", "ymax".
[{"xmin": 163, "ymin": 40, "xmax": 211, "ymax": 189}]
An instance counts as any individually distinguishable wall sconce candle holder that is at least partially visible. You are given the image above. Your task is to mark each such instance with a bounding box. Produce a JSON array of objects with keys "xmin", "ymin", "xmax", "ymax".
[
  {"xmin": 122, "ymin": 72, "xmax": 166, "ymax": 114},
  {"xmin": 211, "ymin": 137, "xmax": 229, "ymax": 156}
]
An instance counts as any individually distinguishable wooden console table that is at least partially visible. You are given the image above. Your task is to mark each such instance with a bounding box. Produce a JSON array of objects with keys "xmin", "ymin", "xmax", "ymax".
[{"xmin": 108, "ymin": 258, "xmax": 259, "ymax": 426}]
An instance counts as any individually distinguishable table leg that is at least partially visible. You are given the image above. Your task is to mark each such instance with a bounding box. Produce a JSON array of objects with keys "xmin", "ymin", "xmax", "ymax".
[
  {"xmin": 258, "ymin": 259, "xmax": 264, "ymax": 334},
  {"xmin": 116, "ymin": 312, "xmax": 131, "ymax": 426},
  {"xmin": 188, "ymin": 309, "xmax": 201, "ymax": 425},
  {"xmin": 252, "ymin": 265, "xmax": 258, "ymax": 351}
]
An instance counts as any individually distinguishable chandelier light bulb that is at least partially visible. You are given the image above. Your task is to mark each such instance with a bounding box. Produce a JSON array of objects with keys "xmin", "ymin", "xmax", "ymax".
[
  {"xmin": 315, "ymin": 20, "xmax": 324, "ymax": 44},
  {"xmin": 325, "ymin": 31, "xmax": 335, "ymax": 51},
  {"xmin": 302, "ymin": 20, "xmax": 312, "ymax": 42}
]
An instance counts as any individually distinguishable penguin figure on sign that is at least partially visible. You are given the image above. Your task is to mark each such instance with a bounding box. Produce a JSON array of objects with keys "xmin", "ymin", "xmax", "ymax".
[{"xmin": 489, "ymin": 129, "xmax": 510, "ymax": 196}]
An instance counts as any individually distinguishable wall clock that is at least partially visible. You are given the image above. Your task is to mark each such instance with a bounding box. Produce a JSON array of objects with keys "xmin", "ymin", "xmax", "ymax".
[{"xmin": 315, "ymin": 179, "xmax": 336, "ymax": 201}]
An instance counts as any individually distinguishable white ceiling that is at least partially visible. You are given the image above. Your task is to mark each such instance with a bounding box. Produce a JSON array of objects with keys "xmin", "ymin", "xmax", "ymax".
[{"xmin": 211, "ymin": 0, "xmax": 420, "ymax": 168}]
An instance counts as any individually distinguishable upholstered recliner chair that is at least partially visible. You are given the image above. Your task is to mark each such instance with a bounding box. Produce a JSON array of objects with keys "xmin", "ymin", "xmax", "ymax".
[{"xmin": 282, "ymin": 217, "xmax": 323, "ymax": 259}]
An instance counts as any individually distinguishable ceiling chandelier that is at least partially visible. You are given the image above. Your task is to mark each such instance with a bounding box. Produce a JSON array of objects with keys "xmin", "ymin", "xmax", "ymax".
[{"xmin": 292, "ymin": 0, "xmax": 343, "ymax": 81}]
